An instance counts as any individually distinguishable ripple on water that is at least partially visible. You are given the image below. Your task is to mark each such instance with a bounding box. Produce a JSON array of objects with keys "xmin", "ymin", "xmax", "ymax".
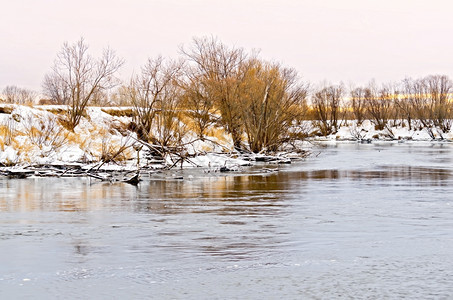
[{"xmin": 1, "ymin": 143, "xmax": 453, "ymax": 298}]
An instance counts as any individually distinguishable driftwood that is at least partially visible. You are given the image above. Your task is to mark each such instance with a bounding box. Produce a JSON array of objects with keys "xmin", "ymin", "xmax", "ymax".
[
  {"xmin": 122, "ymin": 172, "xmax": 140, "ymax": 185},
  {"xmin": 0, "ymin": 138, "xmax": 310, "ymax": 181},
  {"xmin": 4, "ymin": 169, "xmax": 35, "ymax": 179},
  {"xmin": 86, "ymin": 171, "xmax": 140, "ymax": 185},
  {"xmin": 0, "ymin": 164, "xmax": 142, "ymax": 185}
]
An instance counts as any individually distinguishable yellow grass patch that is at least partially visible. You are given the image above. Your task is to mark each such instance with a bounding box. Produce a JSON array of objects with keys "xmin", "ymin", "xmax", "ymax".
[
  {"xmin": 41, "ymin": 107, "xmax": 68, "ymax": 115},
  {"xmin": 0, "ymin": 125, "xmax": 9, "ymax": 137},
  {"xmin": 101, "ymin": 108, "xmax": 136, "ymax": 118},
  {"xmin": 0, "ymin": 124, "xmax": 15, "ymax": 145},
  {"xmin": 200, "ymin": 144, "xmax": 214, "ymax": 152},
  {"xmin": 65, "ymin": 131, "xmax": 88, "ymax": 149},
  {"xmin": 205, "ymin": 126, "xmax": 230, "ymax": 144},
  {"xmin": 178, "ymin": 114, "xmax": 200, "ymax": 133}
]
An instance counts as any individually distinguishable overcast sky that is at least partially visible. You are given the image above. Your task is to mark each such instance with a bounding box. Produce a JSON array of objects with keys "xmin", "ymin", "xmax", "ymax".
[{"xmin": 2, "ymin": 0, "xmax": 453, "ymax": 92}]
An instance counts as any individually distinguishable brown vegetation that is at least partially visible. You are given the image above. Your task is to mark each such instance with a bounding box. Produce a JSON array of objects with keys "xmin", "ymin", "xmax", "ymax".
[{"xmin": 181, "ymin": 37, "xmax": 309, "ymax": 152}]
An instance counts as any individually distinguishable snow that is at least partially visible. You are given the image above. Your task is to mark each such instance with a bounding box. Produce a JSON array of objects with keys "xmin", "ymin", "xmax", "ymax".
[
  {"xmin": 0, "ymin": 146, "xmax": 17, "ymax": 164},
  {"xmin": 1, "ymin": 104, "xmax": 453, "ymax": 168},
  {"xmin": 181, "ymin": 153, "xmax": 251, "ymax": 168},
  {"xmin": 311, "ymin": 120, "xmax": 437, "ymax": 142},
  {"xmin": 0, "ymin": 104, "xmax": 238, "ymax": 168}
]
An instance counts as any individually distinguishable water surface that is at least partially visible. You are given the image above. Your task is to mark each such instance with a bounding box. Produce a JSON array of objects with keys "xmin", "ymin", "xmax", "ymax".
[{"xmin": 1, "ymin": 142, "xmax": 453, "ymax": 299}]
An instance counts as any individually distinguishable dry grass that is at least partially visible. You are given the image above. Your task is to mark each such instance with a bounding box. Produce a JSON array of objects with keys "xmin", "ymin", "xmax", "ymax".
[
  {"xmin": 57, "ymin": 117, "xmax": 75, "ymax": 131},
  {"xmin": 65, "ymin": 130, "xmax": 90, "ymax": 151},
  {"xmin": 21, "ymin": 114, "xmax": 70, "ymax": 150},
  {"xmin": 43, "ymin": 107, "xmax": 68, "ymax": 115},
  {"xmin": 94, "ymin": 128, "xmax": 134, "ymax": 163},
  {"xmin": 200, "ymin": 144, "xmax": 214, "ymax": 152},
  {"xmin": 101, "ymin": 108, "xmax": 136, "ymax": 118},
  {"xmin": 37, "ymin": 106, "xmax": 90, "ymax": 131},
  {"xmin": 0, "ymin": 117, "xmax": 16, "ymax": 146},
  {"xmin": 100, "ymin": 137, "xmax": 134, "ymax": 163},
  {"xmin": 11, "ymin": 138, "xmax": 35, "ymax": 163},
  {"xmin": 178, "ymin": 114, "xmax": 200, "ymax": 135},
  {"xmin": 205, "ymin": 126, "xmax": 230, "ymax": 144}
]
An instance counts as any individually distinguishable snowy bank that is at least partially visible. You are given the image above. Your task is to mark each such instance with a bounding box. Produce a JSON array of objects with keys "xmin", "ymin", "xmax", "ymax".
[
  {"xmin": 0, "ymin": 104, "xmax": 302, "ymax": 170},
  {"xmin": 306, "ymin": 119, "xmax": 453, "ymax": 142},
  {"xmin": 3, "ymin": 104, "xmax": 448, "ymax": 171}
]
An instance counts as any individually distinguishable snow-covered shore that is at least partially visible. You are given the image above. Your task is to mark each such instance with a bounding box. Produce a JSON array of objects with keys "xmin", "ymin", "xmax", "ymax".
[
  {"xmin": 1, "ymin": 104, "xmax": 452, "ymax": 170},
  {"xmin": 0, "ymin": 105, "xmax": 290, "ymax": 170},
  {"xmin": 310, "ymin": 119, "xmax": 453, "ymax": 142}
]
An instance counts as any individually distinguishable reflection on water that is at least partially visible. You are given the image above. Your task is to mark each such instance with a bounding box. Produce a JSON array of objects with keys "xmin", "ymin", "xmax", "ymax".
[
  {"xmin": 0, "ymin": 178, "xmax": 137, "ymax": 212},
  {"xmin": 1, "ymin": 142, "xmax": 453, "ymax": 299},
  {"xmin": 292, "ymin": 166, "xmax": 451, "ymax": 184},
  {"xmin": 1, "ymin": 163, "xmax": 450, "ymax": 213},
  {"xmin": 0, "ymin": 173, "xmax": 293, "ymax": 213}
]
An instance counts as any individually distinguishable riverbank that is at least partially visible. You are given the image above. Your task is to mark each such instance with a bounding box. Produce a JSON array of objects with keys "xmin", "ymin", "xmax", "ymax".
[
  {"xmin": 0, "ymin": 104, "xmax": 308, "ymax": 180},
  {"xmin": 1, "ymin": 104, "xmax": 452, "ymax": 171},
  {"xmin": 0, "ymin": 104, "xmax": 234, "ymax": 166}
]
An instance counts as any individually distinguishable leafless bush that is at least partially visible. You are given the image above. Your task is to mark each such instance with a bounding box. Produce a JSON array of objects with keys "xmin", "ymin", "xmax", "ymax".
[
  {"xmin": 89, "ymin": 90, "xmax": 111, "ymax": 107},
  {"xmin": 21, "ymin": 114, "xmax": 69, "ymax": 150},
  {"xmin": 110, "ymin": 85, "xmax": 133, "ymax": 106},
  {"xmin": 349, "ymin": 123, "xmax": 366, "ymax": 140},
  {"xmin": 289, "ymin": 120, "xmax": 312, "ymax": 142},
  {"xmin": 130, "ymin": 56, "xmax": 184, "ymax": 141},
  {"xmin": 99, "ymin": 134, "xmax": 134, "ymax": 164}
]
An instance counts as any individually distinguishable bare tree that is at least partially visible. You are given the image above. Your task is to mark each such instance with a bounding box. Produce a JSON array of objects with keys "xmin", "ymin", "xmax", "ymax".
[
  {"xmin": 312, "ymin": 83, "xmax": 344, "ymax": 136},
  {"xmin": 2, "ymin": 85, "xmax": 36, "ymax": 104},
  {"xmin": 129, "ymin": 56, "xmax": 184, "ymax": 142},
  {"xmin": 153, "ymin": 82, "xmax": 187, "ymax": 148},
  {"xmin": 181, "ymin": 36, "xmax": 247, "ymax": 148},
  {"xmin": 363, "ymin": 81, "xmax": 392, "ymax": 131},
  {"xmin": 42, "ymin": 74, "xmax": 71, "ymax": 105},
  {"xmin": 425, "ymin": 74, "xmax": 453, "ymax": 133},
  {"xmin": 404, "ymin": 77, "xmax": 435, "ymax": 137},
  {"xmin": 42, "ymin": 38, "xmax": 124, "ymax": 130},
  {"xmin": 349, "ymin": 87, "xmax": 366, "ymax": 125},
  {"xmin": 396, "ymin": 78, "xmax": 414, "ymax": 130},
  {"xmin": 380, "ymin": 83, "xmax": 400, "ymax": 128}
]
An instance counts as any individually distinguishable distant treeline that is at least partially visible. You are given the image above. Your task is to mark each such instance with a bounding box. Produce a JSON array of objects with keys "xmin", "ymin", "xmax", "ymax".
[
  {"xmin": 308, "ymin": 75, "xmax": 453, "ymax": 139},
  {"xmin": 1, "ymin": 37, "xmax": 453, "ymax": 152}
]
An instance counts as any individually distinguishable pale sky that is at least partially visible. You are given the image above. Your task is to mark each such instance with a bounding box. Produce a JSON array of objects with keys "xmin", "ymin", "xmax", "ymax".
[{"xmin": 2, "ymin": 0, "xmax": 453, "ymax": 92}]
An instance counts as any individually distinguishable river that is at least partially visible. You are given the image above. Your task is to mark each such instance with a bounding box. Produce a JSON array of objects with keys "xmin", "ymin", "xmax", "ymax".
[{"xmin": 1, "ymin": 142, "xmax": 453, "ymax": 299}]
